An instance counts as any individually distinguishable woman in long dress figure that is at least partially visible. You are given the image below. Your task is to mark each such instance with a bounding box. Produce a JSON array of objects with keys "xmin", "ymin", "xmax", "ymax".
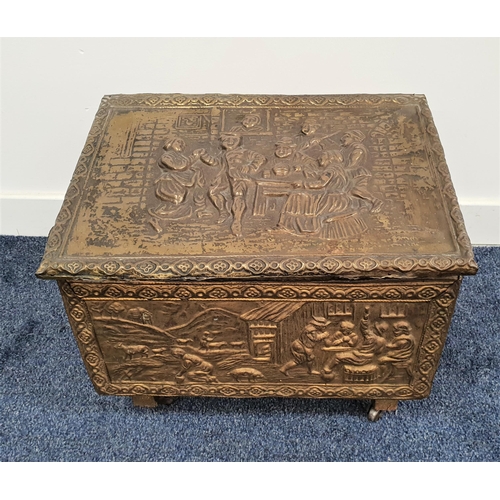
[
  {"xmin": 312, "ymin": 130, "xmax": 385, "ymax": 240},
  {"xmin": 277, "ymin": 147, "xmax": 362, "ymax": 239},
  {"xmin": 276, "ymin": 138, "xmax": 333, "ymax": 235},
  {"xmin": 338, "ymin": 130, "xmax": 383, "ymax": 213},
  {"xmin": 149, "ymin": 137, "xmax": 209, "ymax": 232}
]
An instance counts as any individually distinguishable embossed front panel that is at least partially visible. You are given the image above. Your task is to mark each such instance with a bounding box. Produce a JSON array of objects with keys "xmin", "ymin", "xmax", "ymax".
[{"xmin": 60, "ymin": 279, "xmax": 460, "ymax": 400}]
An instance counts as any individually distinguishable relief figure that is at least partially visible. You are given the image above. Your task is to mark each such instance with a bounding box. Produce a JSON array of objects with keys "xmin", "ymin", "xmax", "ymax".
[
  {"xmin": 272, "ymin": 136, "xmax": 317, "ymax": 177},
  {"xmin": 378, "ymin": 320, "xmax": 415, "ymax": 381},
  {"xmin": 300, "ymin": 130, "xmax": 381, "ymax": 240},
  {"xmin": 199, "ymin": 331, "xmax": 214, "ymax": 351},
  {"xmin": 171, "ymin": 348, "xmax": 218, "ymax": 383},
  {"xmin": 322, "ymin": 307, "xmax": 387, "ymax": 376},
  {"xmin": 337, "ymin": 130, "xmax": 383, "ymax": 213},
  {"xmin": 321, "ymin": 320, "xmax": 359, "ymax": 375},
  {"xmin": 253, "ymin": 137, "xmax": 315, "ymax": 215},
  {"xmin": 277, "ymin": 150, "xmax": 351, "ymax": 236},
  {"xmin": 296, "ymin": 119, "xmax": 342, "ymax": 157},
  {"xmin": 297, "ymin": 118, "xmax": 321, "ymax": 151},
  {"xmin": 260, "ymin": 136, "xmax": 324, "ymax": 234},
  {"xmin": 145, "ymin": 126, "xmax": 383, "ymax": 242},
  {"xmin": 200, "ymin": 133, "xmax": 266, "ymax": 236},
  {"xmin": 149, "ymin": 137, "xmax": 209, "ymax": 232},
  {"xmin": 279, "ymin": 316, "xmax": 331, "ymax": 376},
  {"xmin": 230, "ymin": 113, "xmax": 264, "ymax": 134},
  {"xmin": 265, "ymin": 129, "xmax": 379, "ymax": 240}
]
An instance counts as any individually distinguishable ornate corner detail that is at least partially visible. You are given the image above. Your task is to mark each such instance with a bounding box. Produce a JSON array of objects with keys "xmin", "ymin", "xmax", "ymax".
[
  {"xmin": 411, "ymin": 279, "xmax": 462, "ymax": 397},
  {"xmin": 37, "ymin": 96, "xmax": 112, "ymax": 276},
  {"xmin": 58, "ymin": 281, "xmax": 113, "ymax": 394},
  {"xmin": 418, "ymin": 97, "xmax": 477, "ymax": 270}
]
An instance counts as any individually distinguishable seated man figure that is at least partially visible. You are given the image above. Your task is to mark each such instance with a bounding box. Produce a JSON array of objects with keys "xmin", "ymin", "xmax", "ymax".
[{"xmin": 322, "ymin": 321, "xmax": 359, "ymax": 375}]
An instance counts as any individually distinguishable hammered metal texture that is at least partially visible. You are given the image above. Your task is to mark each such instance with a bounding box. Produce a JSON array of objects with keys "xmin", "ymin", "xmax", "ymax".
[{"xmin": 37, "ymin": 94, "xmax": 477, "ymax": 281}]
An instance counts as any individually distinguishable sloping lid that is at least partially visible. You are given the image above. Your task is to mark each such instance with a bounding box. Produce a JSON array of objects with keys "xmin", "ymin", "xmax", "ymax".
[{"xmin": 36, "ymin": 94, "xmax": 477, "ymax": 281}]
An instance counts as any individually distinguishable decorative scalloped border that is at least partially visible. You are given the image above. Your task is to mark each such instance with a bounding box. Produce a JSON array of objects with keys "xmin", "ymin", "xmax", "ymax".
[
  {"xmin": 105, "ymin": 93, "xmax": 421, "ymax": 108},
  {"xmin": 37, "ymin": 94, "xmax": 477, "ymax": 280},
  {"xmin": 68, "ymin": 280, "xmax": 453, "ymax": 302},
  {"xmin": 59, "ymin": 279, "xmax": 459, "ymax": 400},
  {"xmin": 38, "ymin": 254, "xmax": 476, "ymax": 280}
]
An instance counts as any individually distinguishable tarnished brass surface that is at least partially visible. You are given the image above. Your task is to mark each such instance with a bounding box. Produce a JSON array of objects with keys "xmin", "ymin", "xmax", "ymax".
[
  {"xmin": 37, "ymin": 94, "xmax": 477, "ymax": 281},
  {"xmin": 37, "ymin": 94, "xmax": 477, "ymax": 412},
  {"xmin": 59, "ymin": 278, "xmax": 460, "ymax": 399}
]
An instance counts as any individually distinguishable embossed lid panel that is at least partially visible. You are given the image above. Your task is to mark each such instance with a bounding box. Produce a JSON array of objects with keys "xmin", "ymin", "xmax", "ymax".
[{"xmin": 37, "ymin": 94, "xmax": 477, "ymax": 280}]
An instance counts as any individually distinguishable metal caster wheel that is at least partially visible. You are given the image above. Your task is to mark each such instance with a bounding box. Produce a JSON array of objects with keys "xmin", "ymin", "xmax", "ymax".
[
  {"xmin": 368, "ymin": 399, "xmax": 398, "ymax": 420},
  {"xmin": 368, "ymin": 408, "xmax": 382, "ymax": 422}
]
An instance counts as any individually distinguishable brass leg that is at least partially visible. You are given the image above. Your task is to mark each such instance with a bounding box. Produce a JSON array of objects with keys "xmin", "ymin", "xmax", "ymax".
[
  {"xmin": 368, "ymin": 399, "xmax": 399, "ymax": 421},
  {"xmin": 373, "ymin": 399, "xmax": 399, "ymax": 412},
  {"xmin": 132, "ymin": 395, "xmax": 158, "ymax": 408}
]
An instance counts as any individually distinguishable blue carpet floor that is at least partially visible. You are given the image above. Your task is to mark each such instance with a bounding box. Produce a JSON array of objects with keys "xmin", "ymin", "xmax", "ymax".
[{"xmin": 0, "ymin": 236, "xmax": 498, "ymax": 461}]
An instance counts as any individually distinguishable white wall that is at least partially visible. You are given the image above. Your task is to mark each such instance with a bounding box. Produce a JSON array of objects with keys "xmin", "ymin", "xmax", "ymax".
[{"xmin": 1, "ymin": 38, "xmax": 499, "ymax": 243}]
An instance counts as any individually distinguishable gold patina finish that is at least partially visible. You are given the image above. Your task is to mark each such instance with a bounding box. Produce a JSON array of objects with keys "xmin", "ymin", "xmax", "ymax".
[{"xmin": 37, "ymin": 94, "xmax": 477, "ymax": 419}]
